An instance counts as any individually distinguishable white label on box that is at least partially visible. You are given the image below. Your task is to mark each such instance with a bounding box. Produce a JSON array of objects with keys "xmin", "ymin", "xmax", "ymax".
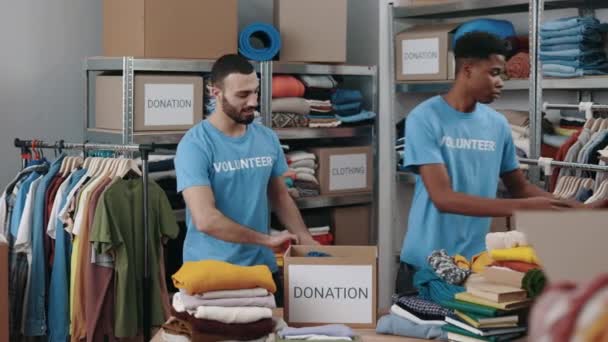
[
  {"xmin": 402, "ymin": 38, "xmax": 440, "ymax": 75},
  {"xmin": 329, "ymin": 153, "xmax": 367, "ymax": 191},
  {"xmin": 144, "ymin": 84, "xmax": 194, "ymax": 126},
  {"xmin": 288, "ymin": 264, "xmax": 373, "ymax": 324}
]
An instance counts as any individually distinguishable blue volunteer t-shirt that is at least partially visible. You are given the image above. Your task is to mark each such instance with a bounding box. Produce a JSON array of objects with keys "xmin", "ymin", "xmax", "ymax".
[
  {"xmin": 401, "ymin": 95, "xmax": 519, "ymax": 269},
  {"xmin": 175, "ymin": 120, "xmax": 288, "ymax": 272}
]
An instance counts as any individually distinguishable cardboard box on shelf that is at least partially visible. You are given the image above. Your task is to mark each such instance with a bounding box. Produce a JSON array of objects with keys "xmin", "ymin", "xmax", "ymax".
[
  {"xmin": 274, "ymin": 0, "xmax": 347, "ymax": 63},
  {"xmin": 310, "ymin": 146, "xmax": 373, "ymax": 195},
  {"xmin": 103, "ymin": 0, "xmax": 237, "ymax": 59},
  {"xmin": 514, "ymin": 210, "xmax": 608, "ymax": 284},
  {"xmin": 1, "ymin": 236, "xmax": 8, "ymax": 342},
  {"xmin": 395, "ymin": 23, "xmax": 458, "ymax": 81},
  {"xmin": 95, "ymin": 74, "xmax": 204, "ymax": 132},
  {"xmin": 283, "ymin": 245, "xmax": 378, "ymax": 328},
  {"xmin": 332, "ymin": 205, "xmax": 371, "ymax": 246}
]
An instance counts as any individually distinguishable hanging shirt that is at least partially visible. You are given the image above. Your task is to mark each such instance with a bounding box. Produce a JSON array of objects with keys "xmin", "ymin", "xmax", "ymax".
[
  {"xmin": 9, "ymin": 172, "xmax": 41, "ymax": 239},
  {"xmin": 175, "ymin": 121, "xmax": 288, "ymax": 273},
  {"xmin": 47, "ymin": 168, "xmax": 86, "ymax": 342},
  {"xmin": 401, "ymin": 96, "xmax": 519, "ymax": 269},
  {"xmin": 89, "ymin": 178, "xmax": 179, "ymax": 338}
]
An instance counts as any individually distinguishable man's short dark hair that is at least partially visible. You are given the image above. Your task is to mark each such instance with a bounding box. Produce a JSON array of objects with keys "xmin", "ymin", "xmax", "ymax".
[
  {"xmin": 454, "ymin": 31, "xmax": 509, "ymax": 60},
  {"xmin": 210, "ymin": 54, "xmax": 255, "ymax": 88}
]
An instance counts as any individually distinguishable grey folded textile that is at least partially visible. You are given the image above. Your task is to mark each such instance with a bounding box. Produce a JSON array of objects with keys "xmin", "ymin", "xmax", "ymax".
[{"xmin": 272, "ymin": 98, "xmax": 311, "ymax": 115}]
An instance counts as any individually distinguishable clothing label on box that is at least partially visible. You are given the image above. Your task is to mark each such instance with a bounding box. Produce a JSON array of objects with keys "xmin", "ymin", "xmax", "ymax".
[
  {"xmin": 144, "ymin": 84, "xmax": 194, "ymax": 126},
  {"xmin": 329, "ymin": 153, "xmax": 367, "ymax": 191},
  {"xmin": 288, "ymin": 264, "xmax": 373, "ymax": 324},
  {"xmin": 402, "ymin": 38, "xmax": 440, "ymax": 75}
]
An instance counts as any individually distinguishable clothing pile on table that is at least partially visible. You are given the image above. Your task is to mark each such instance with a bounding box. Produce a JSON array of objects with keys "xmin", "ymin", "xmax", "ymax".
[
  {"xmin": 284, "ymin": 151, "xmax": 320, "ymax": 198},
  {"xmin": 0, "ymin": 154, "xmax": 179, "ymax": 340},
  {"xmin": 169, "ymin": 260, "xmax": 280, "ymax": 341},
  {"xmin": 278, "ymin": 324, "xmax": 359, "ymax": 342},
  {"xmin": 378, "ymin": 231, "xmax": 546, "ymax": 342},
  {"xmin": 540, "ymin": 16, "xmax": 608, "ymax": 78}
]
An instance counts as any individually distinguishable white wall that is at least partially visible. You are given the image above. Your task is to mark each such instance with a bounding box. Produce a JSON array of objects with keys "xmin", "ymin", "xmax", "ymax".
[{"xmin": 0, "ymin": 0, "xmax": 102, "ymax": 186}]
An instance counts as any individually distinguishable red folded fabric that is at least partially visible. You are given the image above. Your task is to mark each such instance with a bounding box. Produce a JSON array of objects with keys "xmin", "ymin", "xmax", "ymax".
[
  {"xmin": 506, "ymin": 52, "xmax": 530, "ymax": 79},
  {"xmin": 272, "ymin": 76, "xmax": 305, "ymax": 98},
  {"xmin": 312, "ymin": 233, "xmax": 334, "ymax": 245},
  {"xmin": 172, "ymin": 309, "xmax": 274, "ymax": 340},
  {"xmin": 492, "ymin": 260, "xmax": 541, "ymax": 273}
]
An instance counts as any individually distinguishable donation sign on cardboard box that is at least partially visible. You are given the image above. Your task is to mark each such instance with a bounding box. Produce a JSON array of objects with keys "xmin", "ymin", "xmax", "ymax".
[
  {"xmin": 395, "ymin": 23, "xmax": 458, "ymax": 81},
  {"xmin": 284, "ymin": 245, "xmax": 378, "ymax": 328}
]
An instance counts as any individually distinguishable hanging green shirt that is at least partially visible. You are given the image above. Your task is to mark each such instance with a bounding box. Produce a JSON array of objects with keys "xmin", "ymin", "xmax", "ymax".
[{"xmin": 90, "ymin": 178, "xmax": 179, "ymax": 338}]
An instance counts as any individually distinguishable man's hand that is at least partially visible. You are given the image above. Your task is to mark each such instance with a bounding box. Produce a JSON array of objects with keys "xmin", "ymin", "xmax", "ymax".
[
  {"xmin": 519, "ymin": 197, "xmax": 574, "ymax": 210},
  {"xmin": 297, "ymin": 234, "xmax": 321, "ymax": 246},
  {"xmin": 265, "ymin": 230, "xmax": 298, "ymax": 249}
]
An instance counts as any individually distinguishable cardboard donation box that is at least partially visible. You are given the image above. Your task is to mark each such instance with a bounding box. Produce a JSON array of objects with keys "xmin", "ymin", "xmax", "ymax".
[
  {"xmin": 95, "ymin": 74, "xmax": 204, "ymax": 132},
  {"xmin": 395, "ymin": 23, "xmax": 458, "ymax": 81},
  {"xmin": 274, "ymin": 0, "xmax": 347, "ymax": 63},
  {"xmin": 103, "ymin": 0, "xmax": 238, "ymax": 58},
  {"xmin": 514, "ymin": 211, "xmax": 608, "ymax": 283},
  {"xmin": 311, "ymin": 146, "xmax": 373, "ymax": 195},
  {"xmin": 283, "ymin": 245, "xmax": 378, "ymax": 328}
]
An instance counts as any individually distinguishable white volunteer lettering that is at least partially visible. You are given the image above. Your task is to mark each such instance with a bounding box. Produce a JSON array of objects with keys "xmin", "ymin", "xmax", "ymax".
[
  {"xmin": 440, "ymin": 136, "xmax": 496, "ymax": 152},
  {"xmin": 213, "ymin": 156, "xmax": 274, "ymax": 173}
]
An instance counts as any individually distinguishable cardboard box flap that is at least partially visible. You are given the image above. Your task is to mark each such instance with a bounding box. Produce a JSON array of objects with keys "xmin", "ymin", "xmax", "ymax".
[
  {"xmin": 514, "ymin": 211, "xmax": 608, "ymax": 283},
  {"xmin": 286, "ymin": 245, "xmax": 378, "ymax": 259},
  {"xmin": 398, "ymin": 23, "xmax": 460, "ymax": 35}
]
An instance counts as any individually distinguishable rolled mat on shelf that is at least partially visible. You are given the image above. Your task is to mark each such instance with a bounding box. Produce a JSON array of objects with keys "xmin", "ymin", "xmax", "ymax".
[{"xmin": 239, "ymin": 23, "xmax": 281, "ymax": 61}]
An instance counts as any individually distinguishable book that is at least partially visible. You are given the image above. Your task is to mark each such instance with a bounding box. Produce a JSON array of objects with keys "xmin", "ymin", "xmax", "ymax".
[
  {"xmin": 445, "ymin": 316, "xmax": 527, "ymax": 337},
  {"xmin": 455, "ymin": 310, "xmax": 519, "ymax": 329},
  {"xmin": 446, "ymin": 331, "xmax": 525, "ymax": 342},
  {"xmin": 455, "ymin": 292, "xmax": 532, "ymax": 311},
  {"xmin": 441, "ymin": 299, "xmax": 502, "ymax": 317},
  {"xmin": 466, "ymin": 274, "xmax": 527, "ymax": 303},
  {"xmin": 482, "ymin": 266, "xmax": 525, "ymax": 288}
]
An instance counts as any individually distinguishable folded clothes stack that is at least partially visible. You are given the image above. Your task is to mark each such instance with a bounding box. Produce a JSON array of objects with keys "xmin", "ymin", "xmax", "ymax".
[
  {"xmin": 278, "ymin": 324, "xmax": 359, "ymax": 342},
  {"xmin": 332, "ymin": 89, "xmax": 376, "ymax": 125},
  {"xmin": 298, "ymin": 75, "xmax": 342, "ymax": 128},
  {"xmin": 540, "ymin": 16, "xmax": 608, "ymax": 77},
  {"xmin": 169, "ymin": 260, "xmax": 278, "ymax": 341},
  {"xmin": 284, "ymin": 151, "xmax": 320, "ymax": 198}
]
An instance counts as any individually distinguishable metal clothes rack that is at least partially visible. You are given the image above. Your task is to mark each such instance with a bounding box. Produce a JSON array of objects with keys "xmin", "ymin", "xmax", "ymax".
[
  {"xmin": 543, "ymin": 101, "xmax": 608, "ymax": 120},
  {"xmin": 13, "ymin": 138, "xmax": 162, "ymax": 341}
]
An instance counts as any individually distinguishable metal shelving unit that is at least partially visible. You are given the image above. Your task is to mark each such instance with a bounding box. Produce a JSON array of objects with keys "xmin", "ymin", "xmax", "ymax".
[
  {"xmin": 295, "ymin": 193, "xmax": 373, "ymax": 210},
  {"xmin": 275, "ymin": 126, "xmax": 373, "ymax": 140}
]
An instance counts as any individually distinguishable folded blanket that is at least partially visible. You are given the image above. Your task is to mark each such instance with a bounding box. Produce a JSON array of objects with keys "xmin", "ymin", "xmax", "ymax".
[
  {"xmin": 294, "ymin": 180, "xmax": 321, "ymax": 191},
  {"xmin": 172, "ymin": 309, "xmax": 275, "ymax": 340},
  {"xmin": 490, "ymin": 246, "xmax": 541, "ymax": 265},
  {"xmin": 305, "ymin": 88, "xmax": 334, "ymax": 101},
  {"xmin": 272, "ymin": 112, "xmax": 309, "ymax": 128},
  {"xmin": 332, "ymin": 89, "xmax": 363, "ymax": 105},
  {"xmin": 286, "ymin": 152, "xmax": 316, "ymax": 163},
  {"xmin": 336, "ymin": 111, "xmax": 376, "ymax": 123},
  {"xmin": 306, "ymin": 99, "xmax": 332, "ymax": 107},
  {"xmin": 376, "ymin": 313, "xmax": 447, "ymax": 340},
  {"xmin": 309, "ymin": 121, "xmax": 342, "ymax": 128},
  {"xmin": 173, "ymin": 292, "xmax": 277, "ymax": 311},
  {"xmin": 279, "ymin": 324, "xmax": 355, "ymax": 338},
  {"xmin": 298, "ymin": 75, "xmax": 338, "ymax": 89},
  {"xmin": 289, "ymin": 167, "xmax": 315, "ymax": 175},
  {"xmin": 185, "ymin": 287, "xmax": 269, "ymax": 300},
  {"xmin": 273, "ymin": 76, "xmax": 306, "ymax": 98},
  {"xmin": 192, "ymin": 306, "xmax": 273, "ymax": 324},
  {"xmin": 506, "ymin": 52, "xmax": 531, "ymax": 79},
  {"xmin": 172, "ymin": 260, "xmax": 276, "ymax": 294},
  {"xmin": 290, "ymin": 159, "xmax": 317, "ymax": 169},
  {"xmin": 295, "ymin": 173, "xmax": 319, "ymax": 184},
  {"xmin": 272, "ymin": 98, "xmax": 310, "ymax": 115}
]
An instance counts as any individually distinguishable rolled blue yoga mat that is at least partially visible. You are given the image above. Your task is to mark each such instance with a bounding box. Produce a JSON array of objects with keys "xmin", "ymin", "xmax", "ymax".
[{"xmin": 239, "ymin": 23, "xmax": 281, "ymax": 61}]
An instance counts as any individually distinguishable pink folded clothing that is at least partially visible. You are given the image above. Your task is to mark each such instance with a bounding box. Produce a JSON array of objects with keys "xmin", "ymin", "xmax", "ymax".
[{"xmin": 506, "ymin": 52, "xmax": 530, "ymax": 79}]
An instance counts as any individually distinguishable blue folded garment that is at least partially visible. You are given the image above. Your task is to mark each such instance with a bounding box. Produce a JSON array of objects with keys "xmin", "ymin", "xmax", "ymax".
[
  {"xmin": 414, "ymin": 268, "xmax": 465, "ymax": 304},
  {"xmin": 333, "ymin": 101, "xmax": 362, "ymax": 112},
  {"xmin": 539, "ymin": 48, "xmax": 606, "ymax": 61},
  {"xmin": 336, "ymin": 111, "xmax": 377, "ymax": 123},
  {"xmin": 332, "ymin": 89, "xmax": 363, "ymax": 105},
  {"xmin": 541, "ymin": 33, "xmax": 603, "ymax": 46},
  {"xmin": 306, "ymin": 114, "xmax": 337, "ymax": 119},
  {"xmin": 541, "ymin": 42, "xmax": 603, "ymax": 52},
  {"xmin": 541, "ymin": 16, "xmax": 600, "ymax": 31},
  {"xmin": 540, "ymin": 24, "xmax": 604, "ymax": 39},
  {"xmin": 376, "ymin": 313, "xmax": 447, "ymax": 340},
  {"xmin": 540, "ymin": 57, "xmax": 608, "ymax": 68}
]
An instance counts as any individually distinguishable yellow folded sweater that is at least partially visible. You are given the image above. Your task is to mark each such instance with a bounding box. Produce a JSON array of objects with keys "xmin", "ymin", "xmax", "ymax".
[
  {"xmin": 490, "ymin": 246, "xmax": 541, "ymax": 265},
  {"xmin": 172, "ymin": 260, "xmax": 277, "ymax": 295}
]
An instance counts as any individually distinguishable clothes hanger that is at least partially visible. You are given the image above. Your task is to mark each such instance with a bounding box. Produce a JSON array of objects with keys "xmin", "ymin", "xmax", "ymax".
[
  {"xmin": 118, "ymin": 158, "xmax": 142, "ymax": 178},
  {"xmin": 584, "ymin": 118, "xmax": 595, "ymax": 130},
  {"xmin": 565, "ymin": 177, "xmax": 584, "ymax": 200},
  {"xmin": 586, "ymin": 179, "xmax": 608, "ymax": 204},
  {"xmin": 591, "ymin": 118, "xmax": 603, "ymax": 133},
  {"xmin": 553, "ymin": 176, "xmax": 568, "ymax": 198}
]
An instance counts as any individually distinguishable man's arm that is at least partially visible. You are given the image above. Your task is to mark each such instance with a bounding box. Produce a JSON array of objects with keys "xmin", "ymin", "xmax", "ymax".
[
  {"xmin": 268, "ymin": 177, "xmax": 319, "ymax": 245},
  {"xmin": 182, "ymin": 186, "xmax": 297, "ymax": 248},
  {"xmin": 419, "ymin": 164, "xmax": 567, "ymax": 217},
  {"xmin": 501, "ymin": 168, "xmax": 554, "ymax": 198}
]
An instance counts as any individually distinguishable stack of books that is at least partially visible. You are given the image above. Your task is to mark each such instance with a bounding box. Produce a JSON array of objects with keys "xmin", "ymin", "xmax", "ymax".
[{"xmin": 441, "ymin": 273, "xmax": 530, "ymax": 342}]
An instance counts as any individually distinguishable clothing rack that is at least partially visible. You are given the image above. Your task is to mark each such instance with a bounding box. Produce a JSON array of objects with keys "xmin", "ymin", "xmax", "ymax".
[
  {"xmin": 13, "ymin": 138, "xmax": 161, "ymax": 341},
  {"xmin": 543, "ymin": 101, "xmax": 608, "ymax": 120}
]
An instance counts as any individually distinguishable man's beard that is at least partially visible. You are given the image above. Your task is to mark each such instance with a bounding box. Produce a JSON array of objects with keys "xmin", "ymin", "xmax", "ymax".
[{"xmin": 223, "ymin": 96, "xmax": 255, "ymax": 125}]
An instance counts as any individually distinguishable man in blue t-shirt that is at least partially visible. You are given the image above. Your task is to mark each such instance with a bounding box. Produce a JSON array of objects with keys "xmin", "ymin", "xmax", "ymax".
[
  {"xmin": 398, "ymin": 32, "xmax": 575, "ymax": 294},
  {"xmin": 175, "ymin": 55, "xmax": 318, "ymax": 302}
]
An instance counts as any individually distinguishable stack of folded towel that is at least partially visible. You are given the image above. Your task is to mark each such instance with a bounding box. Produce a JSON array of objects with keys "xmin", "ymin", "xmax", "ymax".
[
  {"xmin": 284, "ymin": 151, "xmax": 320, "ymax": 198},
  {"xmin": 169, "ymin": 260, "xmax": 278, "ymax": 341},
  {"xmin": 272, "ymin": 76, "xmax": 309, "ymax": 128},
  {"xmin": 308, "ymin": 225, "xmax": 334, "ymax": 245},
  {"xmin": 278, "ymin": 324, "xmax": 359, "ymax": 342},
  {"xmin": 299, "ymin": 75, "xmax": 342, "ymax": 128},
  {"xmin": 332, "ymin": 89, "xmax": 376, "ymax": 125},
  {"xmin": 540, "ymin": 16, "xmax": 608, "ymax": 77}
]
